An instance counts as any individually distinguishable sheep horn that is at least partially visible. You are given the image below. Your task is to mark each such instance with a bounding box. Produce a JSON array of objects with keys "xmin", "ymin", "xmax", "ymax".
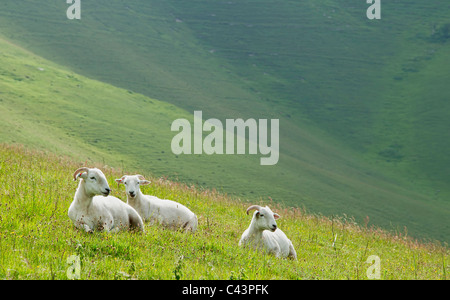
[
  {"xmin": 137, "ymin": 175, "xmax": 145, "ymax": 180},
  {"xmin": 73, "ymin": 167, "xmax": 89, "ymax": 181},
  {"xmin": 246, "ymin": 205, "xmax": 262, "ymax": 215}
]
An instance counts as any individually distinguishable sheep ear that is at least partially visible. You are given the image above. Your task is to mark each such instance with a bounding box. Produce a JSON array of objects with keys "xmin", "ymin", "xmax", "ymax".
[
  {"xmin": 115, "ymin": 176, "xmax": 126, "ymax": 188},
  {"xmin": 273, "ymin": 213, "xmax": 280, "ymax": 220},
  {"xmin": 140, "ymin": 180, "xmax": 151, "ymax": 185}
]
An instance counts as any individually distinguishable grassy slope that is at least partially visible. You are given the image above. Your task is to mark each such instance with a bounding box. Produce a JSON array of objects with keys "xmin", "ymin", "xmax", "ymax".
[
  {"xmin": 1, "ymin": 35, "xmax": 448, "ymax": 242},
  {"xmin": 0, "ymin": 1, "xmax": 449, "ymax": 242},
  {"xmin": 0, "ymin": 144, "xmax": 448, "ymax": 280},
  {"xmin": 172, "ymin": 0, "xmax": 450, "ymax": 193},
  {"xmin": 0, "ymin": 35, "xmax": 272, "ymax": 196}
]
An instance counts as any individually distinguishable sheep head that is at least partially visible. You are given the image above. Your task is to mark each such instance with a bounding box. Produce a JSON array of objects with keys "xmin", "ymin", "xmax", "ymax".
[
  {"xmin": 115, "ymin": 175, "xmax": 150, "ymax": 198},
  {"xmin": 73, "ymin": 167, "xmax": 111, "ymax": 197},
  {"xmin": 246, "ymin": 205, "xmax": 280, "ymax": 232}
]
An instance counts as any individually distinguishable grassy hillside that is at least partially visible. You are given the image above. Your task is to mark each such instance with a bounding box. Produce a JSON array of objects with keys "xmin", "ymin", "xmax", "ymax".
[
  {"xmin": 0, "ymin": 144, "xmax": 448, "ymax": 279},
  {"xmin": 0, "ymin": 1, "xmax": 448, "ymax": 184},
  {"xmin": 0, "ymin": 1, "xmax": 449, "ymax": 242},
  {"xmin": 0, "ymin": 35, "xmax": 272, "ymax": 201},
  {"xmin": 1, "ymin": 35, "xmax": 449, "ymax": 243}
]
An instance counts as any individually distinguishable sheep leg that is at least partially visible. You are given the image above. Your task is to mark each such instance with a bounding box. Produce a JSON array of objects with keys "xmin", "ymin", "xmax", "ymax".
[
  {"xmin": 83, "ymin": 224, "xmax": 93, "ymax": 233},
  {"xmin": 108, "ymin": 227, "xmax": 120, "ymax": 233},
  {"xmin": 183, "ymin": 215, "xmax": 198, "ymax": 232},
  {"xmin": 288, "ymin": 242, "xmax": 297, "ymax": 260},
  {"xmin": 128, "ymin": 213, "xmax": 144, "ymax": 232}
]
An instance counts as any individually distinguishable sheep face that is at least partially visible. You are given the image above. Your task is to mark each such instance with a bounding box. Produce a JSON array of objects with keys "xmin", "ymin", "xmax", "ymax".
[
  {"xmin": 115, "ymin": 175, "xmax": 150, "ymax": 198},
  {"xmin": 251, "ymin": 206, "xmax": 280, "ymax": 232},
  {"xmin": 74, "ymin": 168, "xmax": 111, "ymax": 197}
]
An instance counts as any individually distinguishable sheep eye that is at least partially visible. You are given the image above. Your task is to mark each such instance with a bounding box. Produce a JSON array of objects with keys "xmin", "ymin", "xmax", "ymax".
[
  {"xmin": 90, "ymin": 177, "xmax": 96, "ymax": 180},
  {"xmin": 259, "ymin": 214, "xmax": 264, "ymax": 217}
]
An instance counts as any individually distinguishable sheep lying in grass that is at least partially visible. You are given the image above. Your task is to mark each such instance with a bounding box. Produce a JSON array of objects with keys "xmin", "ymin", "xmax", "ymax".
[
  {"xmin": 68, "ymin": 167, "xmax": 144, "ymax": 233},
  {"xmin": 115, "ymin": 175, "xmax": 198, "ymax": 232},
  {"xmin": 239, "ymin": 205, "xmax": 297, "ymax": 259}
]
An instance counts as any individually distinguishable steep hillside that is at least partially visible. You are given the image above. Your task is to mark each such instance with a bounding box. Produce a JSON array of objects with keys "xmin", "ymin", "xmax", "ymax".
[
  {"xmin": 0, "ymin": 1, "xmax": 449, "ymax": 242},
  {"xmin": 0, "ymin": 36, "xmax": 272, "ymax": 198},
  {"xmin": 0, "ymin": 144, "xmax": 448, "ymax": 279}
]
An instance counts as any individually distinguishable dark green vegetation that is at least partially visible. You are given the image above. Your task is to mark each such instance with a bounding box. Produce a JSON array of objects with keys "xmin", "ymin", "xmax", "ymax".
[
  {"xmin": 0, "ymin": 144, "xmax": 448, "ymax": 279},
  {"xmin": 0, "ymin": 1, "xmax": 449, "ymax": 242}
]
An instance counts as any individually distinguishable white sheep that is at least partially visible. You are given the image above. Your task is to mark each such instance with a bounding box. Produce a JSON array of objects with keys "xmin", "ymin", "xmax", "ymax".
[
  {"xmin": 115, "ymin": 175, "xmax": 198, "ymax": 232},
  {"xmin": 239, "ymin": 205, "xmax": 297, "ymax": 259},
  {"xmin": 68, "ymin": 167, "xmax": 144, "ymax": 233}
]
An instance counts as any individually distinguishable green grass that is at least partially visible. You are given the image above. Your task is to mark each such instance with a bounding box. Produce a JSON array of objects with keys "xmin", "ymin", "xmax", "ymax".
[
  {"xmin": 0, "ymin": 1, "xmax": 449, "ymax": 243},
  {"xmin": 0, "ymin": 34, "xmax": 449, "ymax": 243},
  {"xmin": 0, "ymin": 144, "xmax": 448, "ymax": 280}
]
